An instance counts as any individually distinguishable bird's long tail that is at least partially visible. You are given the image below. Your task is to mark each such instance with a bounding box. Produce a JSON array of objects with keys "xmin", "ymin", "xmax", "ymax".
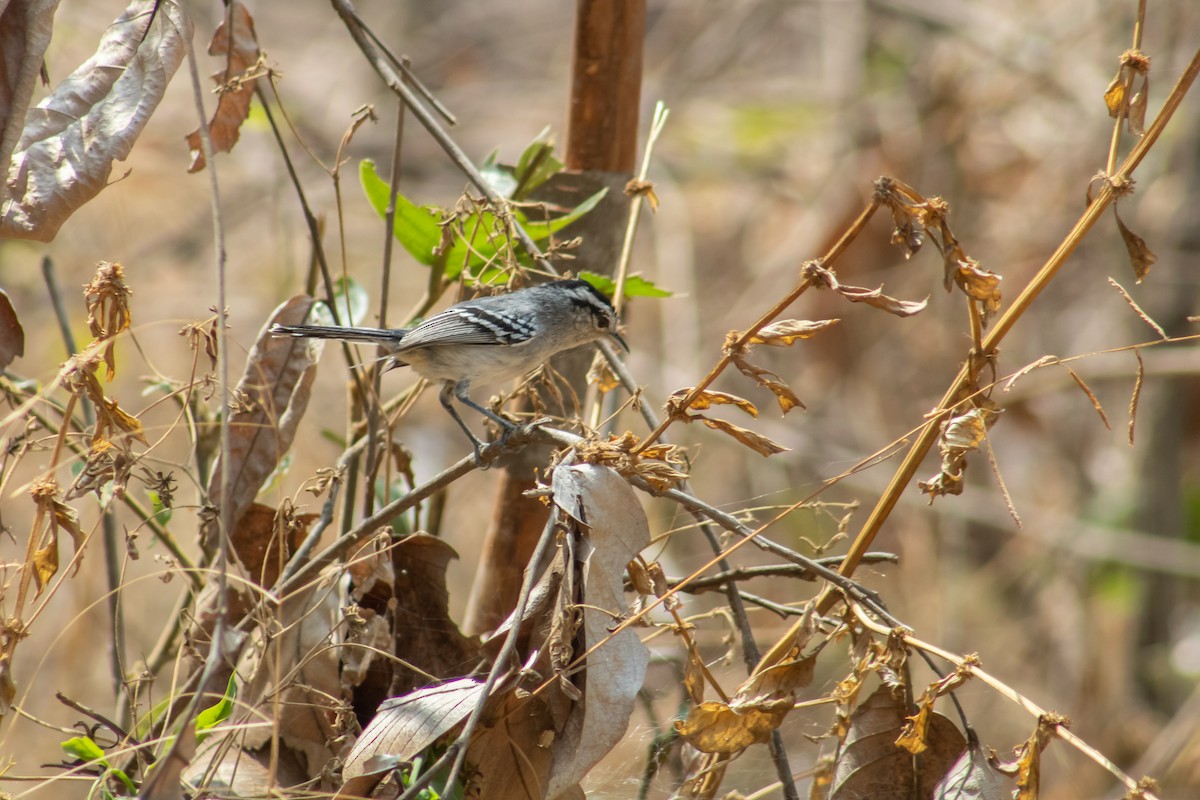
[{"xmin": 270, "ymin": 323, "xmax": 406, "ymax": 345}]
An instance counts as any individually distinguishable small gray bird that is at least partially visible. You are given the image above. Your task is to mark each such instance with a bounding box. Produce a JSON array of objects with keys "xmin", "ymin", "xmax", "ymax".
[{"xmin": 271, "ymin": 279, "xmax": 627, "ymax": 457}]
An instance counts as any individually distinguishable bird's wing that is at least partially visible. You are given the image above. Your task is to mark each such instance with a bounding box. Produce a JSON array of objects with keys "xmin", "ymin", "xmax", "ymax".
[{"xmin": 397, "ymin": 305, "xmax": 539, "ymax": 349}]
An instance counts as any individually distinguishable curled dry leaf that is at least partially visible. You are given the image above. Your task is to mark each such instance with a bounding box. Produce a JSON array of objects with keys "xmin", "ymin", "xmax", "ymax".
[
  {"xmin": 949, "ymin": 258, "xmax": 1002, "ymax": 315},
  {"xmin": 29, "ymin": 478, "xmax": 84, "ymax": 592},
  {"xmin": 919, "ymin": 406, "xmax": 999, "ymax": 502},
  {"xmin": 203, "ymin": 296, "xmax": 323, "ymax": 548},
  {"xmin": 84, "ymin": 261, "xmax": 132, "ymax": 381},
  {"xmin": 729, "ymin": 351, "xmax": 805, "ymax": 414},
  {"xmin": 674, "ymin": 699, "xmax": 792, "ymax": 756},
  {"xmin": 1, "ymin": 0, "xmax": 193, "ymax": 241},
  {"xmin": 749, "ymin": 318, "xmax": 840, "ymax": 346},
  {"xmin": 835, "ymin": 284, "xmax": 929, "ymax": 318},
  {"xmin": 1104, "ymin": 49, "xmax": 1151, "ymax": 136},
  {"xmin": 695, "ymin": 414, "xmax": 789, "ymax": 457},
  {"xmin": 896, "ymin": 658, "xmax": 976, "ymax": 755},
  {"xmin": 186, "ymin": 2, "xmax": 262, "ymax": 172},
  {"xmin": 1113, "ymin": 205, "xmax": 1157, "ymax": 283},
  {"xmin": 0, "ymin": 289, "xmax": 24, "ymax": 369},
  {"xmin": 669, "ymin": 387, "xmax": 759, "ymax": 418},
  {"xmin": 994, "ymin": 713, "xmax": 1068, "ymax": 800}
]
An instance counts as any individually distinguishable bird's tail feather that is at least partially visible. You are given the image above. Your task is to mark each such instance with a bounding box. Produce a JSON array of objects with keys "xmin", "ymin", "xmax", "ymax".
[{"xmin": 270, "ymin": 323, "xmax": 405, "ymax": 345}]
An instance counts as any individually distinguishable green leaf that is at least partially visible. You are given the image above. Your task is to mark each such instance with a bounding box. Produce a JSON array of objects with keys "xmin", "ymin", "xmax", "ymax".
[
  {"xmin": 332, "ymin": 276, "xmax": 370, "ymax": 327},
  {"xmin": 146, "ymin": 490, "xmax": 172, "ymax": 524},
  {"xmin": 135, "ymin": 695, "xmax": 173, "ymax": 740},
  {"xmin": 62, "ymin": 735, "xmax": 109, "ymax": 766},
  {"xmin": 110, "ymin": 767, "xmax": 137, "ymax": 795},
  {"xmin": 580, "ymin": 271, "xmax": 672, "ymax": 298},
  {"xmin": 360, "ymin": 159, "xmax": 444, "ymax": 267},
  {"xmin": 518, "ymin": 188, "xmax": 607, "ymax": 241},
  {"xmin": 511, "ymin": 127, "xmax": 562, "ymax": 200},
  {"xmin": 195, "ymin": 674, "xmax": 237, "ymax": 743}
]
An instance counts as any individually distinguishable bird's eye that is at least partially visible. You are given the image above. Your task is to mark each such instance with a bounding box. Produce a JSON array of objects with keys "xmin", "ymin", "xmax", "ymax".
[{"xmin": 596, "ymin": 314, "xmax": 610, "ymax": 329}]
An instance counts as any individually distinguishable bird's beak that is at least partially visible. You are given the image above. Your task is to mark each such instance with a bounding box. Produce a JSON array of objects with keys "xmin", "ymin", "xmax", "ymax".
[{"xmin": 609, "ymin": 329, "xmax": 629, "ymax": 353}]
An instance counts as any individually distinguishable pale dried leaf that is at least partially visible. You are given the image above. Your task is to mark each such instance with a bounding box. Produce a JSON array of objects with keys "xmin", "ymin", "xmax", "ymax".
[
  {"xmin": 342, "ymin": 677, "xmax": 486, "ymax": 780},
  {"xmin": 547, "ymin": 464, "xmax": 651, "ymax": 798},
  {"xmin": 0, "ymin": 0, "xmax": 61, "ymax": 203},
  {"xmin": 1, "ymin": 0, "xmax": 193, "ymax": 240},
  {"xmin": 0, "ymin": 289, "xmax": 25, "ymax": 369},
  {"xmin": 933, "ymin": 740, "xmax": 1011, "ymax": 800},
  {"xmin": 835, "ymin": 284, "xmax": 928, "ymax": 317},
  {"xmin": 749, "ymin": 318, "xmax": 840, "ymax": 346},
  {"xmin": 204, "ymin": 296, "xmax": 323, "ymax": 546},
  {"xmin": 942, "ymin": 409, "xmax": 989, "ymax": 453},
  {"xmin": 185, "ymin": 2, "xmax": 260, "ymax": 172},
  {"xmin": 697, "ymin": 414, "xmax": 790, "ymax": 456}
]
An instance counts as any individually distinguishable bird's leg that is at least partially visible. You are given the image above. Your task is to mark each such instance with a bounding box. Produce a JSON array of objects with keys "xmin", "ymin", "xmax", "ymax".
[
  {"xmin": 439, "ymin": 382, "xmax": 488, "ymax": 462},
  {"xmin": 452, "ymin": 380, "xmax": 518, "ymax": 441}
]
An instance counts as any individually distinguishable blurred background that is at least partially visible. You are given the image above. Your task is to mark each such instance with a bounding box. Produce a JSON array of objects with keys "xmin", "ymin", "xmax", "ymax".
[{"xmin": 2, "ymin": 0, "xmax": 1199, "ymax": 796}]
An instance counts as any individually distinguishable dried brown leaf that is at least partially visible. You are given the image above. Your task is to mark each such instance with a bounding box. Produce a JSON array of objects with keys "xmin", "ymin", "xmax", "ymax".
[
  {"xmin": 84, "ymin": 261, "xmax": 132, "ymax": 380},
  {"xmin": 186, "ymin": 2, "xmax": 262, "ymax": 172},
  {"xmin": 1, "ymin": 1, "xmax": 192, "ymax": 240},
  {"xmin": 204, "ymin": 296, "xmax": 323, "ymax": 548},
  {"xmin": 749, "ymin": 318, "xmax": 840, "ymax": 346},
  {"xmin": 0, "ymin": 289, "xmax": 25, "ymax": 370},
  {"xmin": 674, "ymin": 699, "xmax": 791, "ymax": 755},
  {"xmin": 836, "ymin": 284, "xmax": 928, "ymax": 317},
  {"xmin": 1104, "ymin": 75, "xmax": 1127, "ymax": 117},
  {"xmin": 950, "ymin": 258, "xmax": 1002, "ymax": 315},
  {"xmin": 1113, "ymin": 205, "xmax": 1157, "ymax": 283},
  {"xmin": 730, "ymin": 353, "xmax": 805, "ymax": 414},
  {"xmin": 1002, "ymin": 714, "xmax": 1067, "ymax": 800},
  {"xmin": 228, "ymin": 502, "xmax": 313, "ymax": 588},
  {"xmin": 670, "ymin": 387, "xmax": 759, "ymax": 418},
  {"xmin": 831, "ymin": 684, "xmax": 965, "ymax": 800},
  {"xmin": 695, "ymin": 414, "xmax": 790, "ymax": 456},
  {"xmin": 896, "ymin": 660, "xmax": 975, "ymax": 755}
]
